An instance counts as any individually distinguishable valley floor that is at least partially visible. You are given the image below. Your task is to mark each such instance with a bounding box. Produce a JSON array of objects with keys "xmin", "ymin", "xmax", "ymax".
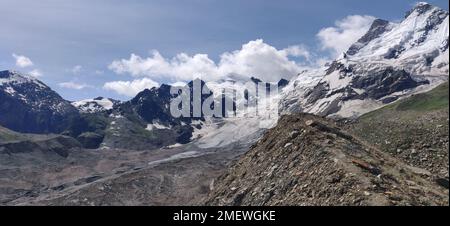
[{"xmin": 0, "ymin": 142, "xmax": 246, "ymax": 205}]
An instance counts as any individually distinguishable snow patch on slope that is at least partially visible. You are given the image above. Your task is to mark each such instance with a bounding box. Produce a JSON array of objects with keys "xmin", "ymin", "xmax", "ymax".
[
  {"xmin": 193, "ymin": 93, "xmax": 281, "ymax": 148},
  {"xmin": 0, "ymin": 70, "xmax": 46, "ymax": 89},
  {"xmin": 146, "ymin": 121, "xmax": 171, "ymax": 131},
  {"xmin": 72, "ymin": 97, "xmax": 116, "ymax": 113}
]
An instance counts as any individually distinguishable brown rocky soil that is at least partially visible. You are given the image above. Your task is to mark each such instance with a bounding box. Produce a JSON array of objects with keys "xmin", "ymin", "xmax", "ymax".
[{"xmin": 203, "ymin": 114, "xmax": 449, "ymax": 206}]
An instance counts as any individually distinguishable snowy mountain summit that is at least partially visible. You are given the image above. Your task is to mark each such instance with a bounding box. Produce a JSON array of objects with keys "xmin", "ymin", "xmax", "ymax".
[
  {"xmin": 0, "ymin": 70, "xmax": 79, "ymax": 133},
  {"xmin": 72, "ymin": 97, "xmax": 119, "ymax": 113},
  {"xmin": 281, "ymin": 2, "xmax": 449, "ymax": 118},
  {"xmin": 346, "ymin": 2, "xmax": 448, "ymax": 75}
]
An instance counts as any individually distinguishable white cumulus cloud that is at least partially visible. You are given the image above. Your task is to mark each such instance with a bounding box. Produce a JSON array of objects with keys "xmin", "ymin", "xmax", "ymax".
[
  {"xmin": 71, "ymin": 65, "xmax": 83, "ymax": 74},
  {"xmin": 103, "ymin": 78, "xmax": 159, "ymax": 97},
  {"xmin": 28, "ymin": 69, "xmax": 43, "ymax": 78},
  {"xmin": 170, "ymin": 81, "xmax": 187, "ymax": 87},
  {"xmin": 282, "ymin": 45, "xmax": 311, "ymax": 60},
  {"xmin": 12, "ymin": 53, "xmax": 34, "ymax": 68},
  {"xmin": 317, "ymin": 15, "xmax": 375, "ymax": 57},
  {"xmin": 59, "ymin": 81, "xmax": 91, "ymax": 90},
  {"xmin": 95, "ymin": 70, "xmax": 104, "ymax": 75},
  {"xmin": 108, "ymin": 39, "xmax": 310, "ymax": 83}
]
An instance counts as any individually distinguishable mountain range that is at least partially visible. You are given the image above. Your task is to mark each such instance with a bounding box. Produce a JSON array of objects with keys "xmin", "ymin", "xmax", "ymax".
[{"xmin": 0, "ymin": 2, "xmax": 448, "ymax": 206}]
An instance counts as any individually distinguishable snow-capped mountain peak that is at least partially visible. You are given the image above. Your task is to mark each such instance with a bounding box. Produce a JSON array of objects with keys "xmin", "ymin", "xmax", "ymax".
[
  {"xmin": 72, "ymin": 97, "xmax": 119, "ymax": 113},
  {"xmin": 406, "ymin": 2, "xmax": 435, "ymax": 18},
  {"xmin": 0, "ymin": 70, "xmax": 70, "ymax": 111},
  {"xmin": 346, "ymin": 19, "xmax": 394, "ymax": 56},
  {"xmin": 280, "ymin": 3, "xmax": 449, "ymax": 118},
  {"xmin": 1, "ymin": 70, "xmax": 79, "ymax": 133},
  {"xmin": 0, "ymin": 70, "xmax": 46, "ymax": 89},
  {"xmin": 343, "ymin": 3, "xmax": 448, "ymax": 75}
]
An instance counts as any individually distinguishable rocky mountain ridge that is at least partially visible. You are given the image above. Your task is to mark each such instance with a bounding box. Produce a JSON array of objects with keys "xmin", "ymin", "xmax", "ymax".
[{"xmin": 204, "ymin": 112, "xmax": 448, "ymax": 206}]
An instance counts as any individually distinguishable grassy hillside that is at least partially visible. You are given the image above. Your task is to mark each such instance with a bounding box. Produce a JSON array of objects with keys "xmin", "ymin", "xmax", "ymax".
[
  {"xmin": 362, "ymin": 82, "xmax": 449, "ymax": 119},
  {"xmin": 0, "ymin": 125, "xmax": 58, "ymax": 143},
  {"xmin": 204, "ymin": 113, "xmax": 449, "ymax": 206},
  {"xmin": 0, "ymin": 126, "xmax": 23, "ymax": 142},
  {"xmin": 348, "ymin": 81, "xmax": 449, "ymax": 179},
  {"xmin": 396, "ymin": 82, "xmax": 449, "ymax": 111}
]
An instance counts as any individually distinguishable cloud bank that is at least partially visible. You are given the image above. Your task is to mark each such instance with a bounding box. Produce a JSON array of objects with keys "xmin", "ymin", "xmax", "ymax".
[
  {"xmin": 59, "ymin": 81, "xmax": 91, "ymax": 90},
  {"xmin": 71, "ymin": 65, "xmax": 83, "ymax": 74},
  {"xmin": 105, "ymin": 14, "xmax": 375, "ymax": 97},
  {"xmin": 317, "ymin": 15, "xmax": 375, "ymax": 57},
  {"xmin": 28, "ymin": 69, "xmax": 42, "ymax": 78},
  {"xmin": 108, "ymin": 39, "xmax": 310, "ymax": 83},
  {"xmin": 103, "ymin": 78, "xmax": 159, "ymax": 97},
  {"xmin": 12, "ymin": 53, "xmax": 34, "ymax": 68}
]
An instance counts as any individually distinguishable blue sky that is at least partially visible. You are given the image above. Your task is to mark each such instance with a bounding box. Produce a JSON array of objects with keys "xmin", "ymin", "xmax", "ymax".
[{"xmin": 0, "ymin": 0, "xmax": 448, "ymax": 100}]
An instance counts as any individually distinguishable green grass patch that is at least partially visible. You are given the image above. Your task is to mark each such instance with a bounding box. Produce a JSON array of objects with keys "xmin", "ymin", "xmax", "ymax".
[
  {"xmin": 0, "ymin": 129, "xmax": 21, "ymax": 142},
  {"xmin": 360, "ymin": 82, "xmax": 449, "ymax": 120},
  {"xmin": 395, "ymin": 82, "xmax": 448, "ymax": 111}
]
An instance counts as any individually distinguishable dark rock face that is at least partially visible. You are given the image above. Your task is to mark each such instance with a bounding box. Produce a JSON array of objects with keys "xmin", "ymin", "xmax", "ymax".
[
  {"xmin": 405, "ymin": 2, "xmax": 433, "ymax": 18},
  {"xmin": 381, "ymin": 96, "xmax": 399, "ymax": 104},
  {"xmin": 384, "ymin": 45, "xmax": 406, "ymax": 59},
  {"xmin": 122, "ymin": 79, "xmax": 215, "ymax": 125},
  {"xmin": 351, "ymin": 68, "xmax": 429, "ymax": 100},
  {"xmin": 0, "ymin": 70, "xmax": 80, "ymax": 134},
  {"xmin": 277, "ymin": 79, "xmax": 289, "ymax": 89},
  {"xmin": 325, "ymin": 61, "xmax": 345, "ymax": 75},
  {"xmin": 435, "ymin": 178, "xmax": 449, "ymax": 189},
  {"xmin": 250, "ymin": 77, "xmax": 262, "ymax": 84},
  {"xmin": 305, "ymin": 82, "xmax": 329, "ymax": 105},
  {"xmin": 76, "ymin": 132, "xmax": 104, "ymax": 149},
  {"xmin": 440, "ymin": 38, "xmax": 449, "ymax": 52},
  {"xmin": 359, "ymin": 19, "xmax": 390, "ymax": 43},
  {"xmin": 64, "ymin": 113, "xmax": 108, "ymax": 138},
  {"xmin": 347, "ymin": 19, "xmax": 390, "ymax": 56},
  {"xmin": 107, "ymin": 79, "xmax": 216, "ymax": 149},
  {"xmin": 126, "ymin": 84, "xmax": 176, "ymax": 124},
  {"xmin": 122, "ymin": 78, "xmax": 240, "ymax": 123},
  {"xmin": 175, "ymin": 126, "xmax": 195, "ymax": 144}
]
